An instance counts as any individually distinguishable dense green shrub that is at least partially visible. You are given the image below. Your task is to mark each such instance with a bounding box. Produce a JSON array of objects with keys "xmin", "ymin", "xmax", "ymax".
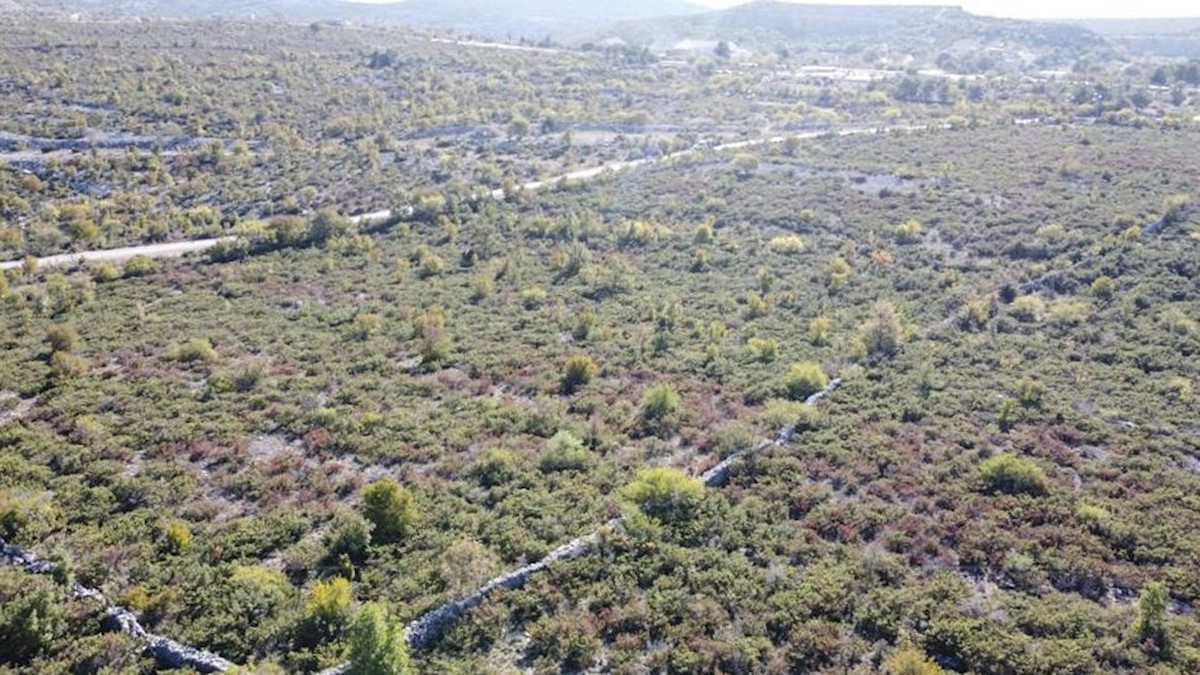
[
  {"xmin": 782, "ymin": 361, "xmax": 830, "ymax": 400},
  {"xmin": 348, "ymin": 603, "xmax": 412, "ymax": 675},
  {"xmin": 885, "ymin": 641, "xmax": 944, "ymax": 674},
  {"xmin": 0, "ymin": 569, "xmax": 63, "ymax": 666},
  {"xmin": 979, "ymin": 454, "xmax": 1047, "ymax": 495},
  {"xmin": 123, "ymin": 255, "xmax": 159, "ymax": 277},
  {"xmin": 172, "ymin": 337, "xmax": 219, "ymax": 364},
  {"xmin": 538, "ymin": 431, "xmax": 591, "ymax": 473},
  {"xmin": 621, "ymin": 467, "xmax": 705, "ymax": 522},
  {"xmin": 1133, "ymin": 581, "xmax": 1170, "ymax": 659},
  {"xmin": 361, "ymin": 479, "xmax": 417, "ymax": 544},
  {"xmin": 640, "ymin": 382, "xmax": 683, "ymax": 434},
  {"xmin": 45, "ymin": 323, "xmax": 80, "ymax": 354},
  {"xmin": 527, "ymin": 611, "xmax": 601, "ymax": 671},
  {"xmin": 859, "ymin": 302, "xmax": 903, "ymax": 357},
  {"xmin": 560, "ymin": 354, "xmax": 599, "ymax": 393}
]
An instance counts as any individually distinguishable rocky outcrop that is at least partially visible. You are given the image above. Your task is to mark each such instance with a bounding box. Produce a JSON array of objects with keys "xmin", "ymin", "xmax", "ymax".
[{"xmin": 1, "ymin": 537, "xmax": 234, "ymax": 673}]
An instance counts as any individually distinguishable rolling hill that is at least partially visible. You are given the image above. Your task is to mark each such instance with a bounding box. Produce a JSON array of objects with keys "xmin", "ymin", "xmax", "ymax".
[
  {"xmin": 21, "ymin": 0, "xmax": 707, "ymax": 41},
  {"xmin": 595, "ymin": 1, "xmax": 1107, "ymax": 64}
]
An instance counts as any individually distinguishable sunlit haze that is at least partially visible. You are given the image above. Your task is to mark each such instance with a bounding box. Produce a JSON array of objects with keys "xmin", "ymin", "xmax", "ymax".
[
  {"xmin": 686, "ymin": 0, "xmax": 1199, "ymax": 19},
  {"xmin": 344, "ymin": 0, "xmax": 1200, "ymax": 21}
]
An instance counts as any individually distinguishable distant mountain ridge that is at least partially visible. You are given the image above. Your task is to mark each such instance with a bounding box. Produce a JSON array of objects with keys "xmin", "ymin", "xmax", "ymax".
[
  {"xmin": 15, "ymin": 0, "xmax": 707, "ymax": 41},
  {"xmin": 1058, "ymin": 17, "xmax": 1200, "ymax": 57},
  {"xmin": 595, "ymin": 1, "xmax": 1106, "ymax": 62}
]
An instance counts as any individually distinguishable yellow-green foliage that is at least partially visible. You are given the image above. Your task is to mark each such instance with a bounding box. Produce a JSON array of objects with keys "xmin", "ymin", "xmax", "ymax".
[
  {"xmin": 305, "ymin": 577, "xmax": 352, "ymax": 631},
  {"xmin": 782, "ymin": 361, "xmax": 829, "ymax": 400},
  {"xmin": 90, "ymin": 261, "xmax": 121, "ymax": 283},
  {"xmin": 621, "ymin": 467, "xmax": 705, "ymax": 522},
  {"xmin": 894, "ymin": 219, "xmax": 924, "ymax": 243},
  {"xmin": 743, "ymin": 292, "xmax": 768, "ymax": 320},
  {"xmin": 538, "ymin": 430, "xmax": 591, "ymax": 473},
  {"xmin": 172, "ymin": 337, "xmax": 218, "ymax": 364},
  {"xmin": 164, "ymin": 520, "xmax": 193, "ymax": 554},
  {"xmin": 886, "ymin": 642, "xmax": 944, "ymax": 674},
  {"xmin": 641, "ymin": 382, "xmax": 682, "ymax": 427},
  {"xmin": 980, "ymin": 454, "xmax": 1047, "ymax": 495},
  {"xmin": 561, "ymin": 354, "xmax": 599, "ymax": 393},
  {"xmin": 348, "ymin": 603, "xmax": 412, "ymax": 675},
  {"xmin": 362, "ymin": 479, "xmax": 418, "ymax": 543},
  {"xmin": 123, "ymin": 255, "xmax": 159, "ymax": 277},
  {"xmin": 828, "ymin": 256, "xmax": 852, "ymax": 288},
  {"xmin": 859, "ymin": 302, "xmax": 903, "ymax": 357},
  {"xmin": 1165, "ymin": 376, "xmax": 1193, "ymax": 401},
  {"xmin": 352, "ymin": 313, "xmax": 383, "ymax": 340},
  {"xmin": 768, "ymin": 234, "xmax": 805, "ymax": 253},
  {"xmin": 45, "ymin": 324, "xmax": 80, "ymax": 354},
  {"xmin": 808, "ymin": 316, "xmax": 833, "ymax": 345},
  {"xmin": 1090, "ymin": 275, "xmax": 1116, "ymax": 303},
  {"xmin": 1049, "ymin": 300, "xmax": 1090, "ymax": 327},
  {"xmin": 1010, "ymin": 295, "xmax": 1046, "ymax": 322},
  {"xmin": 747, "ymin": 336, "xmax": 780, "ymax": 363}
]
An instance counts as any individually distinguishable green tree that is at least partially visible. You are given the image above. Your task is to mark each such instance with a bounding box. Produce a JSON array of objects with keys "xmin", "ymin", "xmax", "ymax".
[
  {"xmin": 997, "ymin": 398, "xmax": 1019, "ymax": 432},
  {"xmin": 347, "ymin": 603, "xmax": 412, "ymax": 675},
  {"xmin": 308, "ymin": 208, "xmax": 351, "ymax": 245},
  {"xmin": 300, "ymin": 577, "xmax": 353, "ymax": 645},
  {"xmin": 1010, "ymin": 295, "xmax": 1045, "ymax": 323},
  {"xmin": 860, "ymin": 302, "xmax": 903, "ymax": 357},
  {"xmin": 782, "ymin": 361, "xmax": 829, "ymax": 400},
  {"xmin": 173, "ymin": 337, "xmax": 218, "ymax": 364},
  {"xmin": 885, "ymin": 641, "xmax": 944, "ymax": 674},
  {"xmin": 1090, "ymin": 275, "xmax": 1116, "ymax": 304},
  {"xmin": 732, "ymin": 153, "xmax": 760, "ymax": 178},
  {"xmin": 538, "ymin": 430, "xmax": 592, "ymax": 473},
  {"xmin": 0, "ymin": 569, "xmax": 63, "ymax": 665},
  {"xmin": 808, "ymin": 316, "xmax": 833, "ymax": 346},
  {"xmin": 828, "ymin": 256, "xmax": 852, "ymax": 288},
  {"xmin": 324, "ymin": 507, "xmax": 373, "ymax": 564},
  {"xmin": 622, "ymin": 467, "xmax": 705, "ymax": 523},
  {"xmin": 352, "ymin": 313, "xmax": 383, "ymax": 340},
  {"xmin": 894, "ymin": 219, "xmax": 924, "ymax": 244},
  {"xmin": 91, "ymin": 261, "xmax": 121, "ymax": 283},
  {"xmin": 507, "ymin": 114, "xmax": 531, "ymax": 138},
  {"xmin": 361, "ymin": 479, "xmax": 417, "ymax": 544},
  {"xmin": 561, "ymin": 354, "xmax": 598, "ymax": 394},
  {"xmin": 748, "ymin": 336, "xmax": 779, "ymax": 363},
  {"xmin": 164, "ymin": 520, "xmax": 193, "ymax": 554},
  {"xmin": 1132, "ymin": 581, "xmax": 1171, "ymax": 659},
  {"xmin": 123, "ymin": 255, "xmax": 159, "ymax": 277},
  {"xmin": 641, "ymin": 381, "xmax": 683, "ymax": 434},
  {"xmin": 980, "ymin": 454, "xmax": 1047, "ymax": 495},
  {"xmin": 416, "ymin": 308, "xmax": 451, "ymax": 366},
  {"xmin": 45, "ymin": 323, "xmax": 80, "ymax": 354}
]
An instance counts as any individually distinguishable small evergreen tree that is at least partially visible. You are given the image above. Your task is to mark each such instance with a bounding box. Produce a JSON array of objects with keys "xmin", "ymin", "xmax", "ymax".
[
  {"xmin": 860, "ymin": 302, "xmax": 903, "ymax": 357},
  {"xmin": 361, "ymin": 479, "xmax": 417, "ymax": 543},
  {"xmin": 1133, "ymin": 581, "xmax": 1171, "ymax": 660},
  {"xmin": 347, "ymin": 603, "xmax": 412, "ymax": 675},
  {"xmin": 782, "ymin": 361, "xmax": 829, "ymax": 400},
  {"xmin": 622, "ymin": 467, "xmax": 705, "ymax": 523},
  {"xmin": 561, "ymin": 354, "xmax": 598, "ymax": 393}
]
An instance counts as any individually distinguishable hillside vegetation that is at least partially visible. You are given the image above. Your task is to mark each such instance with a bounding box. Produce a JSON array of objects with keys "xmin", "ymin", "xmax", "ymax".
[{"xmin": 1, "ymin": 6, "xmax": 1200, "ymax": 675}]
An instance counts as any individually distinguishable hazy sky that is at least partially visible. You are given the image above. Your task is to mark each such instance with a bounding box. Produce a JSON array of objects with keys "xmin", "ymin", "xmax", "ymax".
[
  {"xmin": 347, "ymin": 0, "xmax": 1197, "ymax": 21},
  {"xmin": 685, "ymin": 0, "xmax": 1195, "ymax": 19}
]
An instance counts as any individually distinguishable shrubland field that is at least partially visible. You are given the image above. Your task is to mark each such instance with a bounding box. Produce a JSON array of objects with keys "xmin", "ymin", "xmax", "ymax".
[{"xmin": 2, "ymin": 7, "xmax": 1200, "ymax": 675}]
